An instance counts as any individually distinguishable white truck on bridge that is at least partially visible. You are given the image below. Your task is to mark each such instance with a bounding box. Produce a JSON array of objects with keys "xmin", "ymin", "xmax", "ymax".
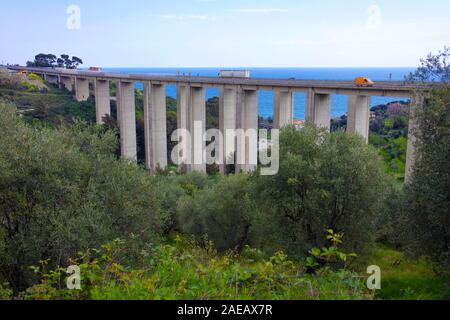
[{"xmin": 219, "ymin": 70, "xmax": 250, "ymax": 78}]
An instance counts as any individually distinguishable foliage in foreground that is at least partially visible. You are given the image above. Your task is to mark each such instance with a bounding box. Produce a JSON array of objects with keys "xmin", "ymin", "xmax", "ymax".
[
  {"xmin": 17, "ymin": 237, "xmax": 370, "ymax": 300},
  {"xmin": 177, "ymin": 174, "xmax": 253, "ymax": 252},
  {"xmin": 404, "ymin": 86, "xmax": 450, "ymax": 272},
  {"xmin": 368, "ymin": 246, "xmax": 449, "ymax": 300},
  {"xmin": 176, "ymin": 125, "xmax": 391, "ymax": 259},
  {"xmin": 0, "ymin": 101, "xmax": 171, "ymax": 291},
  {"xmin": 402, "ymin": 47, "xmax": 450, "ymax": 272},
  {"xmin": 250, "ymin": 125, "xmax": 389, "ymax": 258}
]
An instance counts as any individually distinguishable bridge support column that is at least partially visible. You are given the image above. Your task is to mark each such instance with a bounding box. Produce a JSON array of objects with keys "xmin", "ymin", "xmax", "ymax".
[
  {"xmin": 75, "ymin": 78, "xmax": 89, "ymax": 102},
  {"xmin": 190, "ymin": 86, "xmax": 206, "ymax": 173},
  {"xmin": 313, "ymin": 93, "xmax": 331, "ymax": 130},
  {"xmin": 94, "ymin": 79, "xmax": 111, "ymax": 124},
  {"xmin": 144, "ymin": 82, "xmax": 168, "ymax": 173},
  {"xmin": 60, "ymin": 76, "xmax": 73, "ymax": 91},
  {"xmin": 405, "ymin": 95, "xmax": 423, "ymax": 183},
  {"xmin": 236, "ymin": 89, "xmax": 258, "ymax": 173},
  {"xmin": 305, "ymin": 88, "xmax": 315, "ymax": 122},
  {"xmin": 176, "ymin": 84, "xmax": 191, "ymax": 171},
  {"xmin": 274, "ymin": 89, "xmax": 294, "ymax": 129},
  {"xmin": 347, "ymin": 95, "xmax": 370, "ymax": 143},
  {"xmin": 117, "ymin": 81, "xmax": 137, "ymax": 161},
  {"xmin": 219, "ymin": 86, "xmax": 237, "ymax": 173},
  {"xmin": 46, "ymin": 74, "xmax": 59, "ymax": 85}
]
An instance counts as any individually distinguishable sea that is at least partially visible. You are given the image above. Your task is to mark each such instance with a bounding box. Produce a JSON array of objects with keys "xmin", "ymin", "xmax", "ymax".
[{"xmin": 101, "ymin": 67, "xmax": 415, "ymax": 119}]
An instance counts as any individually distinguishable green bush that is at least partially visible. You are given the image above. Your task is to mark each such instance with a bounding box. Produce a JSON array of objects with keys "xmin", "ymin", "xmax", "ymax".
[
  {"xmin": 150, "ymin": 173, "xmax": 211, "ymax": 234},
  {"xmin": 305, "ymin": 230, "xmax": 358, "ymax": 271},
  {"xmin": 404, "ymin": 86, "xmax": 450, "ymax": 272},
  {"xmin": 28, "ymin": 73, "xmax": 44, "ymax": 83},
  {"xmin": 22, "ymin": 237, "xmax": 370, "ymax": 300},
  {"xmin": 177, "ymin": 174, "xmax": 253, "ymax": 252},
  {"xmin": 250, "ymin": 124, "xmax": 389, "ymax": 258},
  {"xmin": 0, "ymin": 283, "xmax": 13, "ymax": 300},
  {"xmin": 0, "ymin": 101, "xmax": 169, "ymax": 291},
  {"xmin": 20, "ymin": 81, "xmax": 40, "ymax": 92}
]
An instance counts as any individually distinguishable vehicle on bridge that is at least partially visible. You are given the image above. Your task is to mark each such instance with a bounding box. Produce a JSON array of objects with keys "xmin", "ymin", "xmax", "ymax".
[
  {"xmin": 219, "ymin": 70, "xmax": 250, "ymax": 78},
  {"xmin": 89, "ymin": 66, "xmax": 103, "ymax": 72},
  {"xmin": 355, "ymin": 77, "xmax": 375, "ymax": 87}
]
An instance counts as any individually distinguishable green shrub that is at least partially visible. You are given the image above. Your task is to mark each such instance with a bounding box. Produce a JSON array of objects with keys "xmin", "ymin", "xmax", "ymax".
[
  {"xmin": 404, "ymin": 86, "xmax": 450, "ymax": 273},
  {"xmin": 20, "ymin": 81, "xmax": 40, "ymax": 92},
  {"xmin": 23, "ymin": 237, "xmax": 370, "ymax": 300},
  {"xmin": 0, "ymin": 283, "xmax": 13, "ymax": 300},
  {"xmin": 369, "ymin": 134, "xmax": 385, "ymax": 147},
  {"xmin": 305, "ymin": 230, "xmax": 358, "ymax": 272},
  {"xmin": 28, "ymin": 73, "xmax": 44, "ymax": 83},
  {"xmin": 0, "ymin": 101, "xmax": 168, "ymax": 291},
  {"xmin": 250, "ymin": 124, "xmax": 389, "ymax": 258},
  {"xmin": 177, "ymin": 174, "xmax": 252, "ymax": 251},
  {"xmin": 151, "ymin": 173, "xmax": 209, "ymax": 233}
]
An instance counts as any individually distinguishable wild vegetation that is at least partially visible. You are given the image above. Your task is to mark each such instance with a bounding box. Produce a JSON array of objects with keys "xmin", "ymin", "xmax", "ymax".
[
  {"xmin": 0, "ymin": 48, "xmax": 448, "ymax": 300},
  {"xmin": 11, "ymin": 235, "xmax": 371, "ymax": 300}
]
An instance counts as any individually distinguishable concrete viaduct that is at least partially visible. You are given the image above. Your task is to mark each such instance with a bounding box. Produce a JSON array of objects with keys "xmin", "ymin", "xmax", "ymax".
[{"xmin": 8, "ymin": 66, "xmax": 422, "ymax": 181}]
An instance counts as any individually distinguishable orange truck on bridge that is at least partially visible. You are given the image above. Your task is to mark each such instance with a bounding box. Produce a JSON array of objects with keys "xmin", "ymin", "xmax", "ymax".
[{"xmin": 354, "ymin": 77, "xmax": 375, "ymax": 87}]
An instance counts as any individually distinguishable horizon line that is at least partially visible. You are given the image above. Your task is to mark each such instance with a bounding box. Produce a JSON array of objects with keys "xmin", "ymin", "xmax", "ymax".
[{"xmin": 92, "ymin": 66, "xmax": 417, "ymax": 69}]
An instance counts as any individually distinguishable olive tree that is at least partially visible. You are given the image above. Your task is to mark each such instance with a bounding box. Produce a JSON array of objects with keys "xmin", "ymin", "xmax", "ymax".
[
  {"xmin": 177, "ymin": 174, "xmax": 253, "ymax": 252},
  {"xmin": 0, "ymin": 101, "xmax": 169, "ymax": 291},
  {"xmin": 250, "ymin": 124, "xmax": 389, "ymax": 257},
  {"xmin": 403, "ymin": 46, "xmax": 450, "ymax": 271}
]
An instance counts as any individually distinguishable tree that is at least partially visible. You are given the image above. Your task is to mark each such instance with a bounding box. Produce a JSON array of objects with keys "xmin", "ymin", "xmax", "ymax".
[
  {"xmin": 250, "ymin": 125, "xmax": 389, "ymax": 257},
  {"xmin": 403, "ymin": 46, "xmax": 450, "ymax": 271},
  {"xmin": 71, "ymin": 56, "xmax": 83, "ymax": 69},
  {"xmin": 406, "ymin": 46, "xmax": 449, "ymax": 83},
  {"xmin": 177, "ymin": 174, "xmax": 252, "ymax": 252},
  {"xmin": 27, "ymin": 53, "xmax": 58, "ymax": 67},
  {"xmin": 57, "ymin": 54, "xmax": 74, "ymax": 69},
  {"xmin": 0, "ymin": 101, "xmax": 169, "ymax": 291},
  {"xmin": 57, "ymin": 58, "xmax": 64, "ymax": 68},
  {"xmin": 26, "ymin": 54, "xmax": 83, "ymax": 69}
]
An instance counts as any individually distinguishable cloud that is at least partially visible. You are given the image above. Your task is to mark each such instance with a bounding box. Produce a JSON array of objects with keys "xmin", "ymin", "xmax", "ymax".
[
  {"xmin": 161, "ymin": 14, "xmax": 213, "ymax": 21},
  {"xmin": 230, "ymin": 8, "xmax": 287, "ymax": 14}
]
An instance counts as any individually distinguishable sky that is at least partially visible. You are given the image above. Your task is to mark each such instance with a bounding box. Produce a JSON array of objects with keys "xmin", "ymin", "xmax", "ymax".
[{"xmin": 0, "ymin": 0, "xmax": 449, "ymax": 67}]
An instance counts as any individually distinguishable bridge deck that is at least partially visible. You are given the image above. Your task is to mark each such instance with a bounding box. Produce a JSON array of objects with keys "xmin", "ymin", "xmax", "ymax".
[{"xmin": 8, "ymin": 66, "xmax": 424, "ymax": 97}]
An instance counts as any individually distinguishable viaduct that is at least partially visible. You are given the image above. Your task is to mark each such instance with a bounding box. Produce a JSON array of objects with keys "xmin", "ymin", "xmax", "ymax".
[{"xmin": 8, "ymin": 66, "xmax": 422, "ymax": 181}]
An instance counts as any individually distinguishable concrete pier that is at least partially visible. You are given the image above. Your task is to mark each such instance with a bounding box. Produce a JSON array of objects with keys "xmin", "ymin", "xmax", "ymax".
[
  {"xmin": 75, "ymin": 77, "xmax": 89, "ymax": 102},
  {"xmin": 190, "ymin": 86, "xmax": 206, "ymax": 173},
  {"xmin": 236, "ymin": 89, "xmax": 258, "ymax": 173},
  {"xmin": 60, "ymin": 76, "xmax": 73, "ymax": 91},
  {"xmin": 45, "ymin": 74, "xmax": 59, "ymax": 85},
  {"xmin": 117, "ymin": 81, "xmax": 137, "ymax": 161},
  {"xmin": 219, "ymin": 86, "xmax": 237, "ymax": 172},
  {"xmin": 313, "ymin": 93, "xmax": 331, "ymax": 130},
  {"xmin": 305, "ymin": 88, "xmax": 315, "ymax": 122},
  {"xmin": 176, "ymin": 84, "xmax": 191, "ymax": 170},
  {"xmin": 94, "ymin": 79, "xmax": 111, "ymax": 124},
  {"xmin": 274, "ymin": 89, "xmax": 294, "ymax": 129},
  {"xmin": 347, "ymin": 95, "xmax": 370, "ymax": 143},
  {"xmin": 243, "ymin": 90, "xmax": 259, "ymax": 172},
  {"xmin": 144, "ymin": 82, "xmax": 168, "ymax": 173}
]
